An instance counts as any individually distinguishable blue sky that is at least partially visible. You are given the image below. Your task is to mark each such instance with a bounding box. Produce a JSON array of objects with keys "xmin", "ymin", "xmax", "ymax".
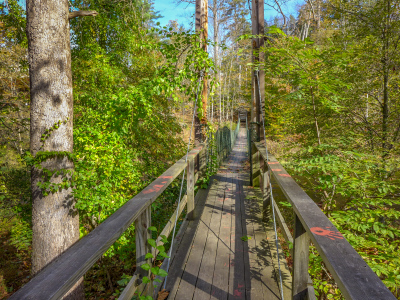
[
  {"xmin": 153, "ymin": 0, "xmax": 195, "ymax": 29},
  {"xmin": 153, "ymin": 0, "xmax": 301, "ymax": 28}
]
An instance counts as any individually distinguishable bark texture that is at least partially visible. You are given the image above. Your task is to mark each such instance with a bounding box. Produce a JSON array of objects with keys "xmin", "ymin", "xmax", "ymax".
[
  {"xmin": 195, "ymin": 0, "xmax": 208, "ymax": 145},
  {"xmin": 251, "ymin": 0, "xmax": 264, "ymax": 141},
  {"xmin": 26, "ymin": 0, "xmax": 82, "ymax": 298}
]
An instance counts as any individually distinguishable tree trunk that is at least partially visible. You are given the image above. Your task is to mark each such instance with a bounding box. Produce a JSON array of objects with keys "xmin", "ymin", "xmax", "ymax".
[
  {"xmin": 195, "ymin": 0, "xmax": 208, "ymax": 144},
  {"xmin": 219, "ymin": 61, "xmax": 222, "ymax": 124},
  {"xmin": 201, "ymin": 0, "xmax": 208, "ymax": 134},
  {"xmin": 310, "ymin": 87, "xmax": 321, "ymax": 145},
  {"xmin": 381, "ymin": 0, "xmax": 390, "ymax": 157},
  {"xmin": 212, "ymin": 2, "xmax": 220, "ymax": 125},
  {"xmin": 251, "ymin": 0, "xmax": 264, "ymax": 141},
  {"xmin": 213, "ymin": 2, "xmax": 219, "ymax": 87},
  {"xmin": 26, "ymin": 0, "xmax": 83, "ymax": 298}
]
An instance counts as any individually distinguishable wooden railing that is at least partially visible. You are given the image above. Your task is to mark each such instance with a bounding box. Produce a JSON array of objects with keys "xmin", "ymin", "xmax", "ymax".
[
  {"xmin": 10, "ymin": 145, "xmax": 209, "ymax": 299},
  {"xmin": 10, "ymin": 121, "xmax": 241, "ymax": 300},
  {"xmin": 251, "ymin": 142, "xmax": 396, "ymax": 300}
]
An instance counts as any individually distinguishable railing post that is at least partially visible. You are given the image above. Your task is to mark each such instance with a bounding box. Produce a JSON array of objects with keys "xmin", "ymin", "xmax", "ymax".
[
  {"xmin": 249, "ymin": 141, "xmax": 253, "ymax": 186},
  {"xmin": 261, "ymin": 157, "xmax": 271, "ymax": 218},
  {"xmin": 187, "ymin": 157, "xmax": 195, "ymax": 220},
  {"xmin": 251, "ymin": 143, "xmax": 260, "ymax": 187},
  {"xmin": 292, "ymin": 214, "xmax": 310, "ymax": 300},
  {"xmin": 135, "ymin": 207, "xmax": 152, "ymax": 295}
]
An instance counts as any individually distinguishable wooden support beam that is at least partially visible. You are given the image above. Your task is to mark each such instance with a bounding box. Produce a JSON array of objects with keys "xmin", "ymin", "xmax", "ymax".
[
  {"xmin": 261, "ymin": 155, "xmax": 271, "ymax": 218},
  {"xmin": 292, "ymin": 214, "xmax": 310, "ymax": 300},
  {"xmin": 187, "ymin": 158, "xmax": 195, "ymax": 220},
  {"xmin": 135, "ymin": 207, "xmax": 152, "ymax": 296}
]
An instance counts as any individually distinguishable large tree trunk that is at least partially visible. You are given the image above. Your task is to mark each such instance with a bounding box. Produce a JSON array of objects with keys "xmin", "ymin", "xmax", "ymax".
[
  {"xmin": 26, "ymin": 0, "xmax": 83, "ymax": 298},
  {"xmin": 251, "ymin": 0, "xmax": 264, "ymax": 141},
  {"xmin": 195, "ymin": 0, "xmax": 208, "ymax": 145},
  {"xmin": 212, "ymin": 2, "xmax": 220, "ymax": 124}
]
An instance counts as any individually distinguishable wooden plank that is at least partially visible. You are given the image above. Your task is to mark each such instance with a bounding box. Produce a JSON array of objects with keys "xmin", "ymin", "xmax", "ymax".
[
  {"xmin": 224, "ymin": 146, "xmax": 242, "ymax": 300},
  {"xmin": 238, "ymin": 174, "xmax": 253, "ymax": 299},
  {"xmin": 227, "ymin": 172, "xmax": 240, "ymax": 300},
  {"xmin": 164, "ymin": 185, "xmax": 213, "ymax": 299},
  {"xmin": 228, "ymin": 169, "xmax": 247, "ymax": 300},
  {"xmin": 190, "ymin": 176, "xmax": 226, "ymax": 299},
  {"xmin": 228, "ymin": 130, "xmax": 247, "ymax": 300},
  {"xmin": 242, "ymin": 185, "xmax": 265, "ymax": 299},
  {"xmin": 210, "ymin": 172, "xmax": 232, "ymax": 299},
  {"xmin": 9, "ymin": 146, "xmax": 204, "ymax": 300},
  {"xmin": 253, "ymin": 142, "xmax": 396, "ymax": 300}
]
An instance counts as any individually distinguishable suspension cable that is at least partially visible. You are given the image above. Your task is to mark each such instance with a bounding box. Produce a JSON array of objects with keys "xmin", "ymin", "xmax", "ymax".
[
  {"xmin": 256, "ymin": 70, "xmax": 285, "ymax": 300},
  {"xmin": 163, "ymin": 72, "xmax": 204, "ymax": 290}
]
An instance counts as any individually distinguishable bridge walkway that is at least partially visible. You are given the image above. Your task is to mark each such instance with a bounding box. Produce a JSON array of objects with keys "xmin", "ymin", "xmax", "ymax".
[{"xmin": 163, "ymin": 128, "xmax": 291, "ymax": 299}]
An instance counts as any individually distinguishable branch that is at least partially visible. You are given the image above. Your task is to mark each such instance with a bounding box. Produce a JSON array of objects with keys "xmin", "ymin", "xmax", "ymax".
[
  {"xmin": 265, "ymin": 0, "xmax": 287, "ymax": 27},
  {"xmin": 68, "ymin": 10, "xmax": 98, "ymax": 20}
]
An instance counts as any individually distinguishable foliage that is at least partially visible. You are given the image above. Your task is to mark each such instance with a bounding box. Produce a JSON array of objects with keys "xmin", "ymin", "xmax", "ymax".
[{"xmin": 261, "ymin": 11, "xmax": 400, "ymax": 297}]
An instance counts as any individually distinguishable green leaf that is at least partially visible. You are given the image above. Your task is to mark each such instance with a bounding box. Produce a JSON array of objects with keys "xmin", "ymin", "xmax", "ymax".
[
  {"xmin": 141, "ymin": 263, "xmax": 151, "ymax": 271},
  {"xmin": 158, "ymin": 269, "xmax": 168, "ymax": 277},
  {"xmin": 158, "ymin": 251, "xmax": 170, "ymax": 258},
  {"xmin": 148, "ymin": 238, "xmax": 157, "ymax": 248},
  {"xmin": 142, "ymin": 276, "xmax": 150, "ymax": 284},
  {"xmin": 151, "ymin": 266, "xmax": 160, "ymax": 275},
  {"xmin": 149, "ymin": 226, "xmax": 157, "ymax": 232},
  {"xmin": 160, "ymin": 234, "xmax": 168, "ymax": 243},
  {"xmin": 145, "ymin": 253, "xmax": 154, "ymax": 259},
  {"xmin": 241, "ymin": 236, "xmax": 252, "ymax": 242},
  {"xmin": 156, "ymin": 245, "xmax": 165, "ymax": 252}
]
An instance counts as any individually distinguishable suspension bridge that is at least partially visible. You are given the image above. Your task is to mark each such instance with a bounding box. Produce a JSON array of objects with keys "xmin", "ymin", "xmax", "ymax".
[{"xmin": 9, "ymin": 109, "xmax": 396, "ymax": 300}]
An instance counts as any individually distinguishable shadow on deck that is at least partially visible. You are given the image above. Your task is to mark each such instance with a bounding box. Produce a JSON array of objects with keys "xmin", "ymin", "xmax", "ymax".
[{"xmin": 161, "ymin": 129, "xmax": 292, "ymax": 300}]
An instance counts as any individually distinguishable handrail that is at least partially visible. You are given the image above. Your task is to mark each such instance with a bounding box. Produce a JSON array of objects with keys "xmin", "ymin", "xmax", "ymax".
[
  {"xmin": 9, "ymin": 145, "xmax": 205, "ymax": 300},
  {"xmin": 252, "ymin": 142, "xmax": 396, "ymax": 300}
]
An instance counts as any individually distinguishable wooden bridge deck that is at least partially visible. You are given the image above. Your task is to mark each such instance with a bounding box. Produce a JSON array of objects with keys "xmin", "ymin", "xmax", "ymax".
[{"xmin": 163, "ymin": 128, "xmax": 291, "ymax": 299}]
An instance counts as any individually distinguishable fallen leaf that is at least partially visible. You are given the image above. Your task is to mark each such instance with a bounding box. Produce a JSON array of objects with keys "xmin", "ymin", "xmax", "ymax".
[{"xmin": 157, "ymin": 289, "xmax": 169, "ymax": 300}]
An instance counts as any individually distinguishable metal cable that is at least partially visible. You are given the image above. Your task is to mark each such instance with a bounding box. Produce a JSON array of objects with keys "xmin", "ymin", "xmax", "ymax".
[
  {"xmin": 163, "ymin": 72, "xmax": 204, "ymax": 290},
  {"xmin": 256, "ymin": 70, "xmax": 285, "ymax": 300}
]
